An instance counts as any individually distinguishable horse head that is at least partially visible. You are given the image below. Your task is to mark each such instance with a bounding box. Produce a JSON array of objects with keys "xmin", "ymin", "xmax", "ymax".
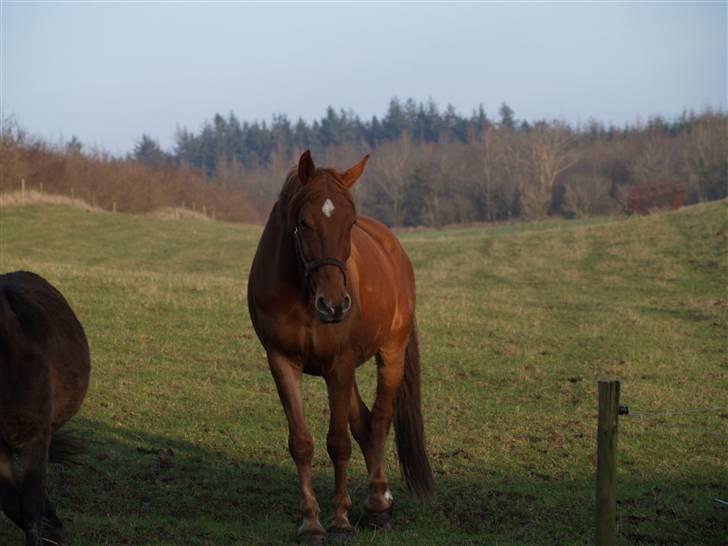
[{"xmin": 290, "ymin": 150, "xmax": 369, "ymax": 323}]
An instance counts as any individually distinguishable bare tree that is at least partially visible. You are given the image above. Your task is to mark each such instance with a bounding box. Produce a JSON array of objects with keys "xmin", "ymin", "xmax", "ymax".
[
  {"xmin": 630, "ymin": 136, "xmax": 677, "ymax": 185},
  {"xmin": 522, "ymin": 122, "xmax": 579, "ymax": 219},
  {"xmin": 366, "ymin": 132, "xmax": 416, "ymax": 226},
  {"xmin": 562, "ymin": 174, "xmax": 618, "ymax": 217},
  {"xmin": 685, "ymin": 113, "xmax": 728, "ymax": 201},
  {"xmin": 478, "ymin": 127, "xmax": 525, "ymax": 220}
]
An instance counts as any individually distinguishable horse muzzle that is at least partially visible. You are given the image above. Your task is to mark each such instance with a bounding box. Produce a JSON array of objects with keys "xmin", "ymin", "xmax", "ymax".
[{"xmin": 315, "ymin": 293, "xmax": 352, "ymax": 323}]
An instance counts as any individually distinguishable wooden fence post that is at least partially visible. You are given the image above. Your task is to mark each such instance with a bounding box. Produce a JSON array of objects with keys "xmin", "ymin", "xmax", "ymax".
[
  {"xmin": 596, "ymin": 380, "xmax": 620, "ymax": 546},
  {"xmin": 21, "ymin": 178, "xmax": 26, "ymax": 202}
]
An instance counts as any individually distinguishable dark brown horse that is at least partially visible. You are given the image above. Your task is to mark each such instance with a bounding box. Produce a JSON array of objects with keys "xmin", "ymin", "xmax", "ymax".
[
  {"xmin": 0, "ymin": 271, "xmax": 91, "ymax": 546},
  {"xmin": 248, "ymin": 151, "xmax": 433, "ymax": 542}
]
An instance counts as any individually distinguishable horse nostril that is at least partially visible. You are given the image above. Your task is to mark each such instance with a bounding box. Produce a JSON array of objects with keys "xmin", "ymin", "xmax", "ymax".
[
  {"xmin": 316, "ymin": 296, "xmax": 328, "ymax": 314},
  {"xmin": 342, "ymin": 294, "xmax": 352, "ymax": 313}
]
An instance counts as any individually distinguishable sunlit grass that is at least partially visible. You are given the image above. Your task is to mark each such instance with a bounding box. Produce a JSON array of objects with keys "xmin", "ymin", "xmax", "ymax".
[{"xmin": 0, "ymin": 201, "xmax": 726, "ymax": 545}]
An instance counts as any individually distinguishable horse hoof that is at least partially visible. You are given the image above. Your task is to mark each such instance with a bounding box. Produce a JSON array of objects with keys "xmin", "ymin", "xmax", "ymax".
[
  {"xmin": 326, "ymin": 525, "xmax": 354, "ymax": 543},
  {"xmin": 359, "ymin": 508, "xmax": 392, "ymax": 531},
  {"xmin": 298, "ymin": 531, "xmax": 326, "ymax": 545}
]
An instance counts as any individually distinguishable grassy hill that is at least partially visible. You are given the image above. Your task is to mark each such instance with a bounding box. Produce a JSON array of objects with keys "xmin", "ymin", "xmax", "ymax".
[{"xmin": 0, "ymin": 202, "xmax": 726, "ymax": 545}]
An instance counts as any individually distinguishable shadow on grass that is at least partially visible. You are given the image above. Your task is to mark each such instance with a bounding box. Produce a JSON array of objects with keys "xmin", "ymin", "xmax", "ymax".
[
  {"xmin": 1, "ymin": 417, "xmax": 303, "ymax": 545},
  {"xmin": 1, "ymin": 417, "xmax": 725, "ymax": 545}
]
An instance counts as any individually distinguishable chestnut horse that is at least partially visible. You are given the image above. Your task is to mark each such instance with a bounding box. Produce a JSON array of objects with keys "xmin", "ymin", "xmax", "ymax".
[
  {"xmin": 248, "ymin": 151, "xmax": 433, "ymax": 542},
  {"xmin": 0, "ymin": 271, "xmax": 91, "ymax": 546}
]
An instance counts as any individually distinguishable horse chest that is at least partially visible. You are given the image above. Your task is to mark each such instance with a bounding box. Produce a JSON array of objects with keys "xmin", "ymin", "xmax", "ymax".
[{"xmin": 260, "ymin": 308, "xmax": 378, "ymax": 375}]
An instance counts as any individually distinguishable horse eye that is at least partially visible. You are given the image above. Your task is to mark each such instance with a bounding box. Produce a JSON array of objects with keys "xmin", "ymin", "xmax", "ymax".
[{"xmin": 300, "ymin": 219, "xmax": 311, "ymax": 229}]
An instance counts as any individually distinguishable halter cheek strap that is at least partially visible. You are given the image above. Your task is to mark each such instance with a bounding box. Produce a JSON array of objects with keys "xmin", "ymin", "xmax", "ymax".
[{"xmin": 293, "ymin": 225, "xmax": 348, "ymax": 284}]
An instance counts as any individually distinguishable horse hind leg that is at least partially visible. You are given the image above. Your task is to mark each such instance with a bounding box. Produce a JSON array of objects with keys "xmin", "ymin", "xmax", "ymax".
[
  {"xmin": 41, "ymin": 429, "xmax": 86, "ymax": 543},
  {"xmin": 41, "ymin": 496, "xmax": 64, "ymax": 544},
  {"xmin": 348, "ymin": 380, "xmax": 373, "ymax": 474},
  {"xmin": 360, "ymin": 349, "xmax": 405, "ymax": 529},
  {"xmin": 0, "ymin": 442, "xmax": 23, "ymax": 528},
  {"xmin": 16, "ymin": 432, "xmax": 51, "ymax": 546},
  {"xmin": 349, "ymin": 378, "xmax": 393, "ymax": 530}
]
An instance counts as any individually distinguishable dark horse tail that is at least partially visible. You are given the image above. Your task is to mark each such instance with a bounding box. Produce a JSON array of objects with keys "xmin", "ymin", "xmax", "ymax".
[
  {"xmin": 48, "ymin": 431, "xmax": 84, "ymax": 466},
  {"xmin": 393, "ymin": 318, "xmax": 434, "ymax": 498}
]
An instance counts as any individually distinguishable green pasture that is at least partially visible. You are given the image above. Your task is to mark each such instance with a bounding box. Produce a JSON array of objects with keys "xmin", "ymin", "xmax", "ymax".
[{"xmin": 0, "ymin": 201, "xmax": 726, "ymax": 545}]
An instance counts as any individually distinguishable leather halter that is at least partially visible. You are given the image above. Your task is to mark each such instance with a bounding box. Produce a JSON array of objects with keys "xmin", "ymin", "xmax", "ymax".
[{"xmin": 293, "ymin": 224, "xmax": 347, "ymax": 284}]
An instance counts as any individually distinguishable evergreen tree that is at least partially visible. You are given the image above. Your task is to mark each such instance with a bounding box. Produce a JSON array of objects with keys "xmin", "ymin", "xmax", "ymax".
[
  {"xmin": 499, "ymin": 102, "xmax": 516, "ymax": 129},
  {"xmin": 133, "ymin": 134, "xmax": 166, "ymax": 167},
  {"xmin": 66, "ymin": 135, "xmax": 83, "ymax": 155},
  {"xmin": 383, "ymin": 98, "xmax": 406, "ymax": 140}
]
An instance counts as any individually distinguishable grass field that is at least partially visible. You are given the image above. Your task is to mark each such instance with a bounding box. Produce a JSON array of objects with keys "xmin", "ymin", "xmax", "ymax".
[{"xmin": 0, "ymin": 201, "xmax": 726, "ymax": 545}]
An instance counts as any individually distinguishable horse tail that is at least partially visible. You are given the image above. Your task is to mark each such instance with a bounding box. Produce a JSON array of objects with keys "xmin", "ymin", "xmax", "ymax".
[
  {"xmin": 393, "ymin": 318, "xmax": 434, "ymax": 499},
  {"xmin": 48, "ymin": 430, "xmax": 84, "ymax": 466}
]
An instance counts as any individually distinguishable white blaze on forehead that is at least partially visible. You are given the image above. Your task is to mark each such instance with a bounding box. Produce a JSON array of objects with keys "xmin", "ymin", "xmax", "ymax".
[{"xmin": 322, "ymin": 198, "xmax": 335, "ymax": 218}]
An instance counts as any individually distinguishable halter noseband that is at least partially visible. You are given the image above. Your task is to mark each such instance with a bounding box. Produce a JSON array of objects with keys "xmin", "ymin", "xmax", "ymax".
[{"xmin": 293, "ymin": 224, "xmax": 347, "ymax": 284}]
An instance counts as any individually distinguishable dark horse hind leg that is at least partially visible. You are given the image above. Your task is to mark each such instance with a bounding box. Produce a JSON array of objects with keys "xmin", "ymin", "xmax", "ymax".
[
  {"xmin": 2, "ymin": 444, "xmax": 64, "ymax": 544},
  {"xmin": 42, "ymin": 496, "xmax": 65, "ymax": 543},
  {"xmin": 16, "ymin": 434, "xmax": 51, "ymax": 546},
  {"xmin": 0, "ymin": 444, "xmax": 23, "ymax": 528}
]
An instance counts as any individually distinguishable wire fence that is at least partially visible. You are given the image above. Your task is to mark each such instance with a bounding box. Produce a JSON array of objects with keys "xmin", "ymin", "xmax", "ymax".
[
  {"xmin": 595, "ymin": 381, "xmax": 727, "ymax": 545},
  {"xmin": 621, "ymin": 406, "xmax": 726, "ymax": 419},
  {"xmin": 619, "ymin": 404, "xmax": 728, "ymax": 439}
]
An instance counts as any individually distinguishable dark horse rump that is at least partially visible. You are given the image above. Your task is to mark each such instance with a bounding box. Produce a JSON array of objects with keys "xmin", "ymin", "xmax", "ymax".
[{"xmin": 0, "ymin": 271, "xmax": 90, "ymax": 546}]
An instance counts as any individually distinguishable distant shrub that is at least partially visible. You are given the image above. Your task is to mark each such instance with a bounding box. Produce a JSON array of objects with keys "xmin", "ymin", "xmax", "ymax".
[{"xmin": 0, "ymin": 121, "xmax": 261, "ymax": 223}]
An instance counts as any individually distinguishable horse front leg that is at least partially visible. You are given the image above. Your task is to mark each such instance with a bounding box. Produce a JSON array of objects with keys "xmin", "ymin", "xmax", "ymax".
[
  {"xmin": 324, "ymin": 363, "xmax": 355, "ymax": 537},
  {"xmin": 267, "ymin": 352, "xmax": 325, "ymax": 544}
]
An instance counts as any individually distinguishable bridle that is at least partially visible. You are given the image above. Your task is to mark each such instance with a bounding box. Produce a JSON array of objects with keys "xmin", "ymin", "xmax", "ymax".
[{"xmin": 293, "ymin": 223, "xmax": 348, "ymax": 285}]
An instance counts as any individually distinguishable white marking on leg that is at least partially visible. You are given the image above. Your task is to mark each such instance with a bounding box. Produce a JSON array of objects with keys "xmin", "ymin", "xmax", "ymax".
[{"xmin": 322, "ymin": 198, "xmax": 335, "ymax": 218}]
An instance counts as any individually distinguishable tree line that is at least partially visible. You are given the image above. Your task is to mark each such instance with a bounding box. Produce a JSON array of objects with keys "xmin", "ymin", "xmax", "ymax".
[
  {"xmin": 3, "ymin": 99, "xmax": 726, "ymax": 226},
  {"xmin": 157, "ymin": 99, "xmax": 725, "ymax": 226}
]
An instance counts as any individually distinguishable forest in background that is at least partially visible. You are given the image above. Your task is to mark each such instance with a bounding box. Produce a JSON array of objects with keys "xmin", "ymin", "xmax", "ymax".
[{"xmin": 1, "ymin": 99, "xmax": 726, "ymax": 226}]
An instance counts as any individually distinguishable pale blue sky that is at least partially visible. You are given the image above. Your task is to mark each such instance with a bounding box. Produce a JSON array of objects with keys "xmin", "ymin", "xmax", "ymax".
[{"xmin": 2, "ymin": 1, "xmax": 725, "ymax": 155}]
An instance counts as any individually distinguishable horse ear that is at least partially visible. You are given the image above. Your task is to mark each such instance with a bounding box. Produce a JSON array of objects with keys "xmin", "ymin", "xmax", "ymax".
[
  {"xmin": 340, "ymin": 154, "xmax": 370, "ymax": 188},
  {"xmin": 298, "ymin": 150, "xmax": 316, "ymax": 185}
]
